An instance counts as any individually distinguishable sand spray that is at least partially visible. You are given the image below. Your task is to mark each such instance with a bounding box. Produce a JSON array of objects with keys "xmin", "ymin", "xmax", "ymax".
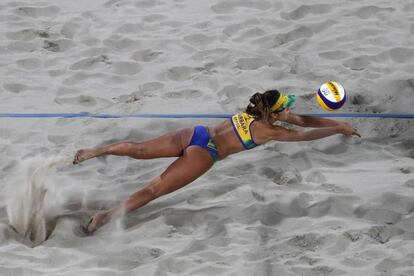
[{"xmin": 6, "ymin": 156, "xmax": 70, "ymax": 246}]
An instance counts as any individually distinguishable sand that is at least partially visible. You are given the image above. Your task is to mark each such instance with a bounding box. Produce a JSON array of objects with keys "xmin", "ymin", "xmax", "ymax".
[{"xmin": 1, "ymin": 0, "xmax": 414, "ymax": 275}]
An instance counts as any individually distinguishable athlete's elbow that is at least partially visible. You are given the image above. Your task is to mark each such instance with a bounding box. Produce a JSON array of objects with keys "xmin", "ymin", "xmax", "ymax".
[
  {"xmin": 302, "ymin": 116, "xmax": 322, "ymax": 128},
  {"xmin": 297, "ymin": 116, "xmax": 309, "ymax": 127},
  {"xmin": 296, "ymin": 132, "xmax": 312, "ymax": 141}
]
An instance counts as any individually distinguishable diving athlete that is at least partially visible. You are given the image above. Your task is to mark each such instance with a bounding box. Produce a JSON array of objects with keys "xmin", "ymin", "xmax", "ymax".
[{"xmin": 73, "ymin": 90, "xmax": 360, "ymax": 234}]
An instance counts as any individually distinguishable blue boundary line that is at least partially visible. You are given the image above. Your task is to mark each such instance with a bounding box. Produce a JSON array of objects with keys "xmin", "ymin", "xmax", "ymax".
[{"xmin": 0, "ymin": 112, "xmax": 413, "ymax": 119}]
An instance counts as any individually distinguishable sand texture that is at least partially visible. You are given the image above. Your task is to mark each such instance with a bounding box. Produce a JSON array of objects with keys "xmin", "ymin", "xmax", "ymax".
[{"xmin": 1, "ymin": 0, "xmax": 414, "ymax": 275}]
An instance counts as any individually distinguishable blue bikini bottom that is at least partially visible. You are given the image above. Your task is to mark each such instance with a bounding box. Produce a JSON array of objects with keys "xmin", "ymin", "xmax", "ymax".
[{"xmin": 189, "ymin": 126, "xmax": 219, "ymax": 163}]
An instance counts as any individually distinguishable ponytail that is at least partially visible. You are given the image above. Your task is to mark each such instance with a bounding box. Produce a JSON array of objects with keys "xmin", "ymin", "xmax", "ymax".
[{"xmin": 245, "ymin": 90, "xmax": 280, "ymax": 123}]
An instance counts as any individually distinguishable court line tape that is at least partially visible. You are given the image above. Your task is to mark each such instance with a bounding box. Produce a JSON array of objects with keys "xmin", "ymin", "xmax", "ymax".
[{"xmin": 0, "ymin": 113, "xmax": 413, "ymax": 119}]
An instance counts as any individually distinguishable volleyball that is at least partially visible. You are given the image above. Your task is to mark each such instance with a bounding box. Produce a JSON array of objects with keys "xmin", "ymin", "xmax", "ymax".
[{"xmin": 317, "ymin": 81, "xmax": 346, "ymax": 111}]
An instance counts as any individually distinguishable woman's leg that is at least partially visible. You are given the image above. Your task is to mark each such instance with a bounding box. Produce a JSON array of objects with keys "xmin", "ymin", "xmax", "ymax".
[
  {"xmin": 84, "ymin": 146, "xmax": 214, "ymax": 233},
  {"xmin": 73, "ymin": 128, "xmax": 193, "ymax": 164}
]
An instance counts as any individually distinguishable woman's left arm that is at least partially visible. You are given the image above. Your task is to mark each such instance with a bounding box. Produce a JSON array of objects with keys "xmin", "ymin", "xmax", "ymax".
[{"xmin": 286, "ymin": 112, "xmax": 345, "ymax": 128}]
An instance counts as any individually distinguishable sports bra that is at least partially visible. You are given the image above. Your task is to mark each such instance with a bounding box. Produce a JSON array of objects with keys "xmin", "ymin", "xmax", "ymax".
[{"xmin": 230, "ymin": 112, "xmax": 258, "ymax": 150}]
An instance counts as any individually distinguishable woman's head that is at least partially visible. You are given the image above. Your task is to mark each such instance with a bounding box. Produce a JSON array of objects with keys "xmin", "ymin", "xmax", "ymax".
[{"xmin": 245, "ymin": 90, "xmax": 295, "ymax": 123}]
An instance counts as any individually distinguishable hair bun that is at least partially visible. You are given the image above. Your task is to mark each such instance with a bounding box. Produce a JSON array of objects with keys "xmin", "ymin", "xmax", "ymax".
[{"xmin": 249, "ymin": 92, "xmax": 262, "ymax": 105}]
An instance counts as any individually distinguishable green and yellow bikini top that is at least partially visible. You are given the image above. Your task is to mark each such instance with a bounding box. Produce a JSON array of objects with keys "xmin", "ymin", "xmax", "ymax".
[
  {"xmin": 231, "ymin": 94, "xmax": 296, "ymax": 150},
  {"xmin": 231, "ymin": 112, "xmax": 258, "ymax": 150}
]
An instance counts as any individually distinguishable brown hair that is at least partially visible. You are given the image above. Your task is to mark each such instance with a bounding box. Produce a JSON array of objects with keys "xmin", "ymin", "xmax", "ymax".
[{"xmin": 245, "ymin": 89, "xmax": 281, "ymax": 122}]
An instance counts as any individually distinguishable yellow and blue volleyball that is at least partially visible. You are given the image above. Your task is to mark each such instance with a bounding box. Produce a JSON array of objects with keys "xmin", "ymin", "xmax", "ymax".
[{"xmin": 317, "ymin": 81, "xmax": 346, "ymax": 111}]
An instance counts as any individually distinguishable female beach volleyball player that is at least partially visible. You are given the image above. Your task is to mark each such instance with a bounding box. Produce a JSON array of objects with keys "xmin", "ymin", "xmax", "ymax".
[{"xmin": 73, "ymin": 90, "xmax": 360, "ymax": 234}]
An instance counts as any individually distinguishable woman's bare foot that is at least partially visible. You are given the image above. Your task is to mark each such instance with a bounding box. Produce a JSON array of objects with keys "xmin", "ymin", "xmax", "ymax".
[
  {"xmin": 73, "ymin": 149, "xmax": 100, "ymax": 164},
  {"xmin": 82, "ymin": 212, "xmax": 110, "ymax": 235}
]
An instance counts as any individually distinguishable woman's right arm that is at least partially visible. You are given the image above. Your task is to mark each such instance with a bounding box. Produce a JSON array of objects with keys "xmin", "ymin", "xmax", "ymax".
[
  {"xmin": 286, "ymin": 112, "xmax": 345, "ymax": 128},
  {"xmin": 269, "ymin": 124, "xmax": 360, "ymax": 142}
]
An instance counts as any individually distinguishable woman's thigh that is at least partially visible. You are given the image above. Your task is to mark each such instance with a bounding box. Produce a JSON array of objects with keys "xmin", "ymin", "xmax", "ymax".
[
  {"xmin": 138, "ymin": 127, "xmax": 194, "ymax": 159},
  {"xmin": 148, "ymin": 146, "xmax": 214, "ymax": 197}
]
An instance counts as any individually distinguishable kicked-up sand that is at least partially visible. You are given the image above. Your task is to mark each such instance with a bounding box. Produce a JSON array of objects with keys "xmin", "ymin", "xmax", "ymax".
[{"xmin": 1, "ymin": 0, "xmax": 414, "ymax": 275}]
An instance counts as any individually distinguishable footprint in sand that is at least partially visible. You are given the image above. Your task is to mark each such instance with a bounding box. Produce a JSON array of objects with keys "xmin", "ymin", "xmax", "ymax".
[
  {"xmin": 103, "ymin": 35, "xmax": 141, "ymax": 51},
  {"xmin": 350, "ymin": 92, "xmax": 373, "ymax": 106},
  {"xmin": 254, "ymin": 201, "xmax": 288, "ymax": 226},
  {"xmin": 60, "ymin": 21, "xmax": 82, "ymax": 39},
  {"xmin": 6, "ymin": 29, "xmax": 50, "ymax": 41},
  {"xmin": 3, "ymin": 83, "xmax": 28, "ymax": 94},
  {"xmin": 292, "ymin": 192, "xmax": 314, "ymax": 210},
  {"xmin": 113, "ymin": 61, "xmax": 141, "ymax": 75},
  {"xmin": 162, "ymin": 89, "xmax": 203, "ymax": 100},
  {"xmin": 116, "ymin": 23, "xmax": 143, "ymax": 34},
  {"xmin": 191, "ymin": 48, "xmax": 231, "ymax": 68},
  {"xmin": 343, "ymin": 229, "xmax": 363, "ymax": 242},
  {"xmin": 364, "ymin": 225, "xmax": 403, "ymax": 244},
  {"xmin": 211, "ymin": 0, "xmax": 272, "ymax": 14},
  {"xmin": 131, "ymin": 49, "xmax": 163, "ymax": 62},
  {"xmin": 223, "ymin": 21, "xmax": 255, "ymax": 37},
  {"xmin": 69, "ymin": 55, "xmax": 110, "ymax": 70},
  {"xmin": 292, "ymin": 265, "xmax": 345, "ymax": 276},
  {"xmin": 103, "ymin": 0, "xmax": 126, "ymax": 8},
  {"xmin": 319, "ymin": 183, "xmax": 353, "ymax": 194},
  {"xmin": 251, "ymin": 190, "xmax": 265, "ymax": 202},
  {"xmin": 14, "ymin": 6, "xmax": 60, "ymax": 18},
  {"xmin": 355, "ymin": 207, "xmax": 402, "ymax": 225},
  {"xmin": 290, "ymin": 151, "xmax": 312, "ymax": 171},
  {"xmin": 134, "ymin": 0, "xmax": 160, "ymax": 9},
  {"xmin": 7, "ymin": 41, "xmax": 37, "ymax": 53},
  {"xmin": 184, "ymin": 33, "xmax": 214, "ymax": 47},
  {"xmin": 272, "ymin": 26, "xmax": 314, "ymax": 47},
  {"xmin": 16, "ymin": 58, "xmax": 42, "ymax": 70},
  {"xmin": 319, "ymin": 50, "xmax": 349, "ymax": 60},
  {"xmin": 351, "ymin": 6, "xmax": 395, "ymax": 20},
  {"xmin": 54, "ymin": 96, "xmax": 97, "ymax": 107},
  {"xmin": 236, "ymin": 57, "xmax": 266, "ymax": 70},
  {"xmin": 79, "ymin": 47, "xmax": 110, "ymax": 57},
  {"xmin": 376, "ymin": 193, "xmax": 414, "ymax": 214},
  {"xmin": 405, "ymin": 179, "xmax": 414, "ymax": 188},
  {"xmin": 259, "ymin": 167, "xmax": 302, "ymax": 185},
  {"xmin": 396, "ymin": 215, "xmax": 414, "ymax": 232},
  {"xmin": 142, "ymin": 14, "xmax": 166, "ymax": 23},
  {"xmin": 163, "ymin": 209, "xmax": 205, "ymax": 235},
  {"xmin": 387, "ymin": 47, "xmax": 414, "ymax": 63},
  {"xmin": 311, "ymin": 138, "xmax": 349, "ymax": 156},
  {"xmin": 47, "ymin": 135, "xmax": 70, "ymax": 145},
  {"xmin": 237, "ymin": 27, "xmax": 266, "ymax": 40},
  {"xmin": 375, "ymin": 256, "xmax": 411, "ymax": 273},
  {"xmin": 138, "ymin": 82, "xmax": 164, "ymax": 93},
  {"xmin": 343, "ymin": 56, "xmax": 370, "ymax": 71},
  {"xmin": 166, "ymin": 66, "xmax": 197, "ymax": 81},
  {"xmin": 62, "ymin": 72, "xmax": 101, "ymax": 85},
  {"xmin": 286, "ymin": 233, "xmax": 325, "ymax": 252},
  {"xmin": 217, "ymin": 85, "xmax": 251, "ymax": 104},
  {"xmin": 42, "ymin": 39, "xmax": 74, "ymax": 52},
  {"xmin": 281, "ymin": 4, "xmax": 332, "ymax": 20}
]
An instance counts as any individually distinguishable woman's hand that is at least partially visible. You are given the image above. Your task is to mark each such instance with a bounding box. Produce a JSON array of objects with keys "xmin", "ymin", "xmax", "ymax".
[{"xmin": 337, "ymin": 122, "xmax": 361, "ymax": 137}]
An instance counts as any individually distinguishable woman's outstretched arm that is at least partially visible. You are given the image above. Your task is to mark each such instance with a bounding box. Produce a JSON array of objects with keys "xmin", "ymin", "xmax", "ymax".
[
  {"xmin": 269, "ymin": 123, "xmax": 360, "ymax": 142},
  {"xmin": 286, "ymin": 112, "xmax": 346, "ymax": 128}
]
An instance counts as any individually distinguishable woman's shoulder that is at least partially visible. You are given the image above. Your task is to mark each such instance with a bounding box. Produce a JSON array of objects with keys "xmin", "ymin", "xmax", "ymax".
[
  {"xmin": 251, "ymin": 119, "xmax": 276, "ymax": 134},
  {"xmin": 232, "ymin": 112, "xmax": 257, "ymax": 120},
  {"xmin": 252, "ymin": 122, "xmax": 291, "ymax": 144}
]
